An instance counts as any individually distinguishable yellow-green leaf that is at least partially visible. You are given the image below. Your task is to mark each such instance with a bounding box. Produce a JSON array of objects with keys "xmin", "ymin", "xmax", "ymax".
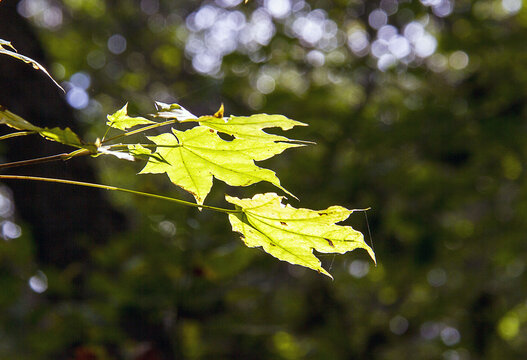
[
  {"xmin": 107, "ymin": 103, "xmax": 155, "ymax": 130},
  {"xmin": 226, "ymin": 193, "xmax": 376, "ymax": 278},
  {"xmin": 139, "ymin": 126, "xmax": 300, "ymax": 204},
  {"xmin": 153, "ymin": 103, "xmax": 307, "ymax": 143},
  {"xmin": 40, "ymin": 127, "xmax": 83, "ymax": 148},
  {"xmin": 126, "ymin": 144, "xmax": 166, "ymax": 163},
  {"xmin": 198, "ymin": 113, "xmax": 308, "ymax": 142},
  {"xmin": 127, "ymin": 144, "xmax": 152, "ymax": 157}
]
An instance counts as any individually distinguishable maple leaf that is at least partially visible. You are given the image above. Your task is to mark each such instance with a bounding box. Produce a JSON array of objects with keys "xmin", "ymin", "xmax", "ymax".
[
  {"xmin": 106, "ymin": 103, "xmax": 155, "ymax": 130},
  {"xmin": 153, "ymin": 102, "xmax": 309, "ymax": 143},
  {"xmin": 197, "ymin": 113, "xmax": 309, "ymax": 143},
  {"xmin": 226, "ymin": 193, "xmax": 376, "ymax": 278},
  {"xmin": 139, "ymin": 126, "xmax": 301, "ymax": 204}
]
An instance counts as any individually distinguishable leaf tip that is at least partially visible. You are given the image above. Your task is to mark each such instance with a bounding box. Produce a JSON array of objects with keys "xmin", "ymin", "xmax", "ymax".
[
  {"xmin": 370, "ymin": 250, "xmax": 377, "ymax": 266},
  {"xmin": 318, "ymin": 267, "xmax": 333, "ymax": 279},
  {"xmin": 214, "ymin": 103, "xmax": 224, "ymax": 118}
]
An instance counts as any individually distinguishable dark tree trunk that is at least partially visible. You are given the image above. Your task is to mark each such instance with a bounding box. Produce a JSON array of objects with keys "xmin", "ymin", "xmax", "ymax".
[{"xmin": 0, "ymin": 0, "xmax": 126, "ymax": 266}]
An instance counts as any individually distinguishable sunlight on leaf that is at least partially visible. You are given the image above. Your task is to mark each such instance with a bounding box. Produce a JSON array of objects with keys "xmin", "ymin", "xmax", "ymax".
[
  {"xmin": 198, "ymin": 113, "xmax": 309, "ymax": 142},
  {"xmin": 40, "ymin": 127, "xmax": 83, "ymax": 147},
  {"xmin": 127, "ymin": 143, "xmax": 167, "ymax": 163},
  {"xmin": 152, "ymin": 102, "xmax": 308, "ymax": 143},
  {"xmin": 106, "ymin": 103, "xmax": 155, "ymax": 130},
  {"xmin": 226, "ymin": 193, "xmax": 376, "ymax": 278},
  {"xmin": 139, "ymin": 126, "xmax": 300, "ymax": 204},
  {"xmin": 97, "ymin": 146, "xmax": 135, "ymax": 161},
  {"xmin": 153, "ymin": 101, "xmax": 198, "ymax": 121}
]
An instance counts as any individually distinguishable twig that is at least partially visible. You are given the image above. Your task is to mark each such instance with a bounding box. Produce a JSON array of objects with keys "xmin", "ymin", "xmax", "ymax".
[
  {"xmin": 0, "ymin": 149, "xmax": 91, "ymax": 170},
  {"xmin": 0, "ymin": 174, "xmax": 241, "ymax": 214}
]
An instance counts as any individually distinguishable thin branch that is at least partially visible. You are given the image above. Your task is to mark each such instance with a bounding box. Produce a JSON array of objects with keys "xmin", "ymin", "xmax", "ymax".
[
  {"xmin": 0, "ymin": 131, "xmax": 36, "ymax": 141},
  {"xmin": 0, "ymin": 149, "xmax": 91, "ymax": 170},
  {"xmin": 102, "ymin": 119, "xmax": 179, "ymax": 144},
  {"xmin": 0, "ymin": 175, "xmax": 241, "ymax": 214},
  {"xmin": 106, "ymin": 143, "xmax": 178, "ymax": 149}
]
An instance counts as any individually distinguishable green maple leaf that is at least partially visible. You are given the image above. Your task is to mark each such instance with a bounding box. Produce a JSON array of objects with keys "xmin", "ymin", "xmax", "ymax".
[
  {"xmin": 107, "ymin": 103, "xmax": 155, "ymax": 130},
  {"xmin": 197, "ymin": 114, "xmax": 308, "ymax": 142},
  {"xmin": 139, "ymin": 126, "xmax": 301, "ymax": 204},
  {"xmin": 153, "ymin": 102, "xmax": 309, "ymax": 143},
  {"xmin": 226, "ymin": 193, "xmax": 376, "ymax": 278}
]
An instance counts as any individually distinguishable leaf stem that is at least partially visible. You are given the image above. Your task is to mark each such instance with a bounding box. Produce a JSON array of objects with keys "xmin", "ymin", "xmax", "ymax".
[
  {"xmin": 106, "ymin": 143, "xmax": 179, "ymax": 149},
  {"xmin": 0, "ymin": 131, "xmax": 36, "ymax": 141},
  {"xmin": 0, "ymin": 174, "xmax": 241, "ymax": 214},
  {"xmin": 102, "ymin": 119, "xmax": 178, "ymax": 144},
  {"xmin": 0, "ymin": 149, "xmax": 91, "ymax": 170}
]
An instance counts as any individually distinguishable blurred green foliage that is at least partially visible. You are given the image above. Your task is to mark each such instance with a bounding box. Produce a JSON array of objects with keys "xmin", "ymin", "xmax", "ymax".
[{"xmin": 2, "ymin": 0, "xmax": 527, "ymax": 358}]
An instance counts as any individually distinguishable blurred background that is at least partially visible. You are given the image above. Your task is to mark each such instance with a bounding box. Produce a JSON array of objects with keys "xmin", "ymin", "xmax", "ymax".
[{"xmin": 1, "ymin": 0, "xmax": 527, "ymax": 358}]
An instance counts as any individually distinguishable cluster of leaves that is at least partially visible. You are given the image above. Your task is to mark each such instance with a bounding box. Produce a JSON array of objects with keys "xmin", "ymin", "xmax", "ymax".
[{"xmin": 0, "ymin": 91, "xmax": 374, "ymax": 277}]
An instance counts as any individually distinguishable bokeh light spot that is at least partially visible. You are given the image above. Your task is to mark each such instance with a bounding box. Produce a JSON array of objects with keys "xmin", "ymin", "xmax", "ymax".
[
  {"xmin": 1, "ymin": 220, "xmax": 21, "ymax": 240},
  {"xmin": 390, "ymin": 315, "xmax": 409, "ymax": 335},
  {"xmin": 449, "ymin": 51, "xmax": 469, "ymax": 70},
  {"xmin": 502, "ymin": 0, "xmax": 522, "ymax": 13},
  {"xmin": 107, "ymin": 34, "xmax": 127, "ymax": 55},
  {"xmin": 306, "ymin": 50, "xmax": 325, "ymax": 67},
  {"xmin": 414, "ymin": 33, "xmax": 437, "ymax": 57},
  {"xmin": 70, "ymin": 72, "xmax": 91, "ymax": 90},
  {"xmin": 256, "ymin": 73, "xmax": 276, "ymax": 94},
  {"xmin": 140, "ymin": 0, "xmax": 159, "ymax": 15},
  {"xmin": 378, "ymin": 53, "xmax": 397, "ymax": 71},
  {"xmin": 440, "ymin": 326, "xmax": 461, "ymax": 346},
  {"xmin": 66, "ymin": 87, "xmax": 89, "ymax": 109},
  {"xmin": 421, "ymin": 321, "xmax": 440, "ymax": 339},
  {"xmin": 87, "ymin": 50, "xmax": 106, "ymax": 69},
  {"xmin": 348, "ymin": 29, "xmax": 369, "ymax": 55},
  {"xmin": 348, "ymin": 260, "xmax": 370, "ymax": 278},
  {"xmin": 498, "ymin": 314, "xmax": 520, "ymax": 340},
  {"xmin": 28, "ymin": 270, "xmax": 48, "ymax": 293},
  {"xmin": 389, "ymin": 35, "xmax": 411, "ymax": 59},
  {"xmin": 369, "ymin": 9, "xmax": 388, "ymax": 30},
  {"xmin": 265, "ymin": 0, "xmax": 291, "ymax": 19},
  {"xmin": 427, "ymin": 267, "xmax": 447, "ymax": 287}
]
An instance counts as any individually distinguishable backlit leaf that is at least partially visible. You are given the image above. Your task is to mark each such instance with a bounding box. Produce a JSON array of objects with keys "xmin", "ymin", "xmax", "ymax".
[
  {"xmin": 152, "ymin": 102, "xmax": 307, "ymax": 143},
  {"xmin": 106, "ymin": 103, "xmax": 154, "ymax": 130},
  {"xmin": 226, "ymin": 193, "xmax": 376, "ymax": 278},
  {"xmin": 197, "ymin": 113, "xmax": 308, "ymax": 142},
  {"xmin": 139, "ymin": 126, "xmax": 300, "ymax": 204},
  {"xmin": 40, "ymin": 127, "xmax": 83, "ymax": 148}
]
